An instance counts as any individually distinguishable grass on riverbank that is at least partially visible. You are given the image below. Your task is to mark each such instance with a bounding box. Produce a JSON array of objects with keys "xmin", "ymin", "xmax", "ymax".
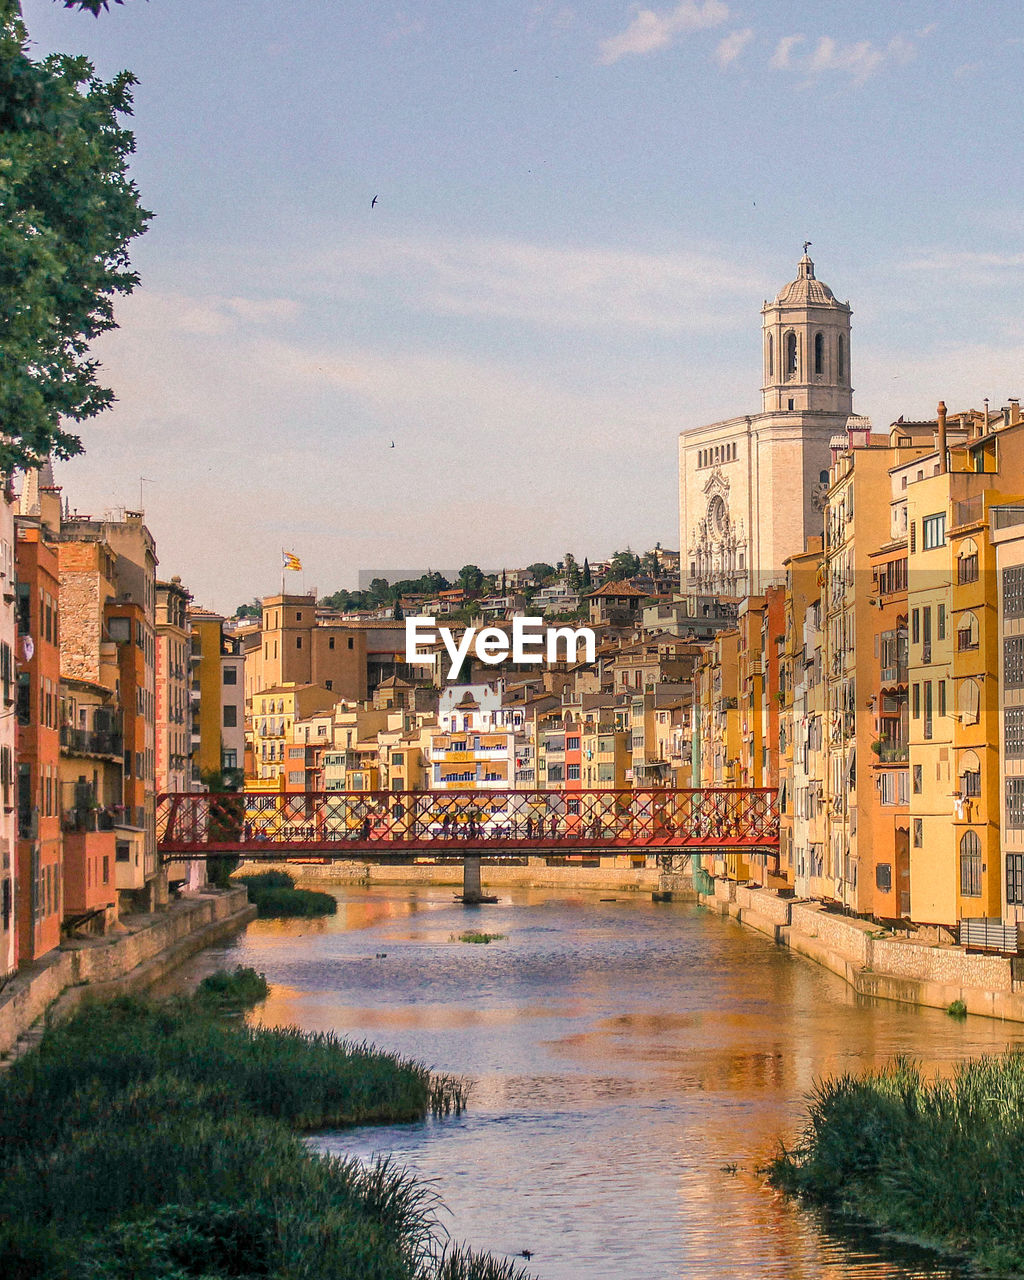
[
  {"xmin": 768, "ymin": 1052, "xmax": 1024, "ymax": 1274},
  {"xmin": 452, "ymin": 931, "xmax": 505, "ymax": 945},
  {"xmin": 237, "ymin": 869, "xmax": 339, "ymax": 919},
  {"xmin": 0, "ymin": 988, "xmax": 525, "ymax": 1280}
]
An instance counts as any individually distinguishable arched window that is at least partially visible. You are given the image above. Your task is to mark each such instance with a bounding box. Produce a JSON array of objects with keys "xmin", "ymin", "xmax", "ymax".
[
  {"xmin": 767, "ymin": 333, "xmax": 774, "ymax": 378},
  {"xmin": 959, "ymin": 829, "xmax": 981, "ymax": 897},
  {"xmin": 819, "ymin": 470, "xmax": 829, "ymax": 484},
  {"xmin": 814, "ymin": 332, "xmax": 824, "ymax": 376},
  {"xmin": 785, "ymin": 332, "xmax": 797, "ymax": 376},
  {"xmin": 959, "ymin": 749, "xmax": 981, "ymax": 799},
  {"xmin": 958, "ymin": 537, "xmax": 979, "ymax": 585},
  {"xmin": 957, "ymin": 678, "xmax": 980, "ymax": 726},
  {"xmin": 838, "ymin": 334, "xmax": 846, "ymax": 381},
  {"xmin": 957, "ymin": 611, "xmax": 979, "ymax": 652}
]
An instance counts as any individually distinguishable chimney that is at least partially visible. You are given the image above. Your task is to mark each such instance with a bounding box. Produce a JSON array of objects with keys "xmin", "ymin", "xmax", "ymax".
[
  {"xmin": 937, "ymin": 400, "xmax": 948, "ymax": 474},
  {"xmin": 1010, "ymin": 398, "xmax": 1021, "ymax": 426}
]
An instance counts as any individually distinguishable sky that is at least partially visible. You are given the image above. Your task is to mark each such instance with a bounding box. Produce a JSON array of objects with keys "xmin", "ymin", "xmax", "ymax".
[{"xmin": 18, "ymin": 0, "xmax": 1024, "ymax": 613}]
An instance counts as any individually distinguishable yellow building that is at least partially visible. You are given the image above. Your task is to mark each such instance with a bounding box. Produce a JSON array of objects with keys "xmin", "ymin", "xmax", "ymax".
[{"xmin": 250, "ymin": 683, "xmax": 337, "ymax": 784}]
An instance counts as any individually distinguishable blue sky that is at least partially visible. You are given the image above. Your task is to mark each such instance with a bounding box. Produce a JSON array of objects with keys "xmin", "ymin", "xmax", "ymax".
[{"xmin": 20, "ymin": 0, "xmax": 1024, "ymax": 612}]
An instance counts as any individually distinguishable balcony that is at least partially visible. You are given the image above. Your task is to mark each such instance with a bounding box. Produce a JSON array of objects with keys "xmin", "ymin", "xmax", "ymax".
[
  {"xmin": 63, "ymin": 805, "xmax": 118, "ymax": 834},
  {"xmin": 60, "ymin": 725, "xmax": 124, "ymax": 759},
  {"xmin": 873, "ymin": 740, "xmax": 909, "ymax": 763}
]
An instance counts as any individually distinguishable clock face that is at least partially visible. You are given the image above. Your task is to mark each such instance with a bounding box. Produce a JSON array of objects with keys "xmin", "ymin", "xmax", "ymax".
[
  {"xmin": 810, "ymin": 481, "xmax": 829, "ymax": 512},
  {"xmin": 707, "ymin": 494, "xmax": 729, "ymax": 539}
]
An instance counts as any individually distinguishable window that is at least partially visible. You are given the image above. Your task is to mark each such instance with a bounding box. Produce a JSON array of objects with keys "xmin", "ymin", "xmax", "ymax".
[
  {"xmin": 958, "ymin": 549, "xmax": 979, "ymax": 585},
  {"xmin": 567, "ymin": 764, "xmax": 581, "ymax": 781},
  {"xmin": 838, "ymin": 334, "xmax": 845, "ymax": 380},
  {"xmin": 348, "ymin": 638, "xmax": 354, "ymax": 650},
  {"xmin": 223, "ymin": 666, "xmax": 237, "ymax": 685},
  {"xmin": 566, "ymin": 736, "xmax": 580, "ymax": 751},
  {"xmin": 937, "ymin": 604, "xmax": 946, "ymax": 641},
  {"xmin": 785, "ymin": 331, "xmax": 797, "ymax": 375},
  {"xmin": 923, "ymin": 513, "xmax": 946, "ymax": 549},
  {"xmin": 767, "ymin": 333, "xmax": 773, "ymax": 378},
  {"xmin": 1008, "ymin": 778, "xmax": 1024, "ymax": 829},
  {"xmin": 325, "ymin": 680, "xmax": 333, "ymax": 691},
  {"xmin": 1005, "ymin": 636, "xmax": 1024, "ymax": 689},
  {"xmin": 223, "ymin": 705, "xmax": 237, "ymax": 728},
  {"xmin": 876, "ymin": 863, "xmax": 892, "ymax": 892},
  {"xmin": 912, "ymin": 683, "xmax": 920, "ymax": 718},
  {"xmin": 939, "ymin": 680, "xmax": 946, "ymax": 718},
  {"xmin": 1005, "ymin": 566, "xmax": 1024, "ymax": 619},
  {"xmin": 1006, "ymin": 706, "xmax": 1024, "ymax": 758},
  {"xmin": 1008, "ymin": 854, "xmax": 1024, "ymax": 904},
  {"xmin": 957, "ymin": 612, "xmax": 979, "ymax": 651},
  {"xmin": 913, "ymin": 817, "xmax": 923, "ymax": 847},
  {"xmin": 296, "ymin": 636, "xmax": 303, "ymax": 649},
  {"xmin": 924, "ymin": 681, "xmax": 933, "ymax": 740},
  {"xmin": 911, "ymin": 609, "xmax": 920, "ymax": 645},
  {"xmin": 959, "ymin": 831, "xmax": 982, "ymax": 897},
  {"xmin": 329, "ymin": 637, "xmax": 335, "ymax": 650},
  {"xmin": 222, "ymin": 750, "xmax": 237, "ymax": 770}
]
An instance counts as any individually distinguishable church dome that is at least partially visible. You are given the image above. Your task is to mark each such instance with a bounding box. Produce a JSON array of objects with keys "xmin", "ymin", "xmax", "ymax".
[{"xmin": 775, "ymin": 251, "xmax": 840, "ymax": 306}]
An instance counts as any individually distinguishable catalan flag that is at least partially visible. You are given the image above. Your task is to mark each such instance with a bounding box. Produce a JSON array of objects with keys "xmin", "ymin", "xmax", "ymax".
[{"xmin": 282, "ymin": 550, "xmax": 302, "ymax": 572}]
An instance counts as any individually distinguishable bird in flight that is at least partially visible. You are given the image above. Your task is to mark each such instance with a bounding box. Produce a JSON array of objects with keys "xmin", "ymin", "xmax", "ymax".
[
  {"xmin": 371, "ymin": 194, "xmax": 378, "ymax": 208},
  {"xmin": 389, "ymin": 440, "xmax": 395, "ymax": 448}
]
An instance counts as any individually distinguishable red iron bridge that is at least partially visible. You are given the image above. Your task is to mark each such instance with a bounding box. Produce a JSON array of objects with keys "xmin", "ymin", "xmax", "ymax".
[{"xmin": 157, "ymin": 788, "xmax": 780, "ymax": 860}]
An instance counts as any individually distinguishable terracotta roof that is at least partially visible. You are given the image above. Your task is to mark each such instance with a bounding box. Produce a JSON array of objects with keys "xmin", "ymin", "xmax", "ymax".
[{"xmin": 587, "ymin": 579, "xmax": 650, "ymax": 599}]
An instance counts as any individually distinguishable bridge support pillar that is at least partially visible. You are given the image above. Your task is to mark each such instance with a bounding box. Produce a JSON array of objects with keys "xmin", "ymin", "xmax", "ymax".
[{"xmin": 462, "ymin": 856, "xmax": 483, "ymax": 905}]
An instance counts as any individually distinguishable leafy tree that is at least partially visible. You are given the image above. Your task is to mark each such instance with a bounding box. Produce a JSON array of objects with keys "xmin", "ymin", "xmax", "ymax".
[
  {"xmin": 391, "ymin": 597, "xmax": 404, "ymax": 621},
  {"xmin": 641, "ymin": 550, "xmax": 661, "ymax": 578},
  {"xmin": 367, "ymin": 576, "xmax": 393, "ymax": 603},
  {"xmin": 458, "ymin": 564, "xmax": 484, "ymax": 594},
  {"xmin": 0, "ymin": 7, "xmax": 151, "ymax": 471},
  {"xmin": 234, "ymin": 598, "xmax": 262, "ymax": 619},
  {"xmin": 563, "ymin": 552, "xmax": 582, "ymax": 591},
  {"xmin": 609, "ymin": 548, "xmax": 641, "ymax": 580},
  {"xmin": 527, "ymin": 562, "xmax": 555, "ymax": 584}
]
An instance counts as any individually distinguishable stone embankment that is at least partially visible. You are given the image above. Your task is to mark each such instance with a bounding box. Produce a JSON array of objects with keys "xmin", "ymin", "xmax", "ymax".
[
  {"xmin": 0, "ymin": 887, "xmax": 255, "ymax": 1059},
  {"xmin": 245, "ymin": 856, "xmax": 665, "ymax": 895},
  {"xmin": 696, "ymin": 875, "xmax": 1024, "ymax": 1022}
]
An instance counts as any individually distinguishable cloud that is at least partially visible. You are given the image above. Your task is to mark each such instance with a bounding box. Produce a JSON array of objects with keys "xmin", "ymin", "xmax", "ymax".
[
  {"xmin": 770, "ymin": 33, "xmax": 915, "ymax": 85},
  {"xmin": 121, "ymin": 291, "xmax": 301, "ymax": 337},
  {"xmin": 598, "ymin": 0, "xmax": 728, "ymax": 64},
  {"xmin": 301, "ymin": 234, "xmax": 766, "ymax": 334},
  {"xmin": 901, "ymin": 249, "xmax": 1024, "ymax": 280},
  {"xmin": 714, "ymin": 27, "xmax": 753, "ymax": 67}
]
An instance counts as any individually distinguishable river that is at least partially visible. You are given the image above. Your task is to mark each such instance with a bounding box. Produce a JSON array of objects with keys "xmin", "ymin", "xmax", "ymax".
[{"xmin": 165, "ymin": 885, "xmax": 1024, "ymax": 1278}]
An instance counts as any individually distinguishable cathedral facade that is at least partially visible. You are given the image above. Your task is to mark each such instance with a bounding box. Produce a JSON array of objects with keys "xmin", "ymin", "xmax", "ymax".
[{"xmin": 678, "ymin": 250, "xmax": 866, "ymax": 596}]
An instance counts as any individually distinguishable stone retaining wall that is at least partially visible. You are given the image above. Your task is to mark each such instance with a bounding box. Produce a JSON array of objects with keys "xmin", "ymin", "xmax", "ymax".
[
  {"xmin": 0, "ymin": 889, "xmax": 253, "ymax": 1058},
  {"xmin": 695, "ymin": 875, "xmax": 1024, "ymax": 1023},
  {"xmin": 241, "ymin": 859, "xmax": 662, "ymax": 893}
]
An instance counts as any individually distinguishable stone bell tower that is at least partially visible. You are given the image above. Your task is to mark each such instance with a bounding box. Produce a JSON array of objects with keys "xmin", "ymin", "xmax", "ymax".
[{"xmin": 761, "ymin": 244, "xmax": 853, "ymax": 417}]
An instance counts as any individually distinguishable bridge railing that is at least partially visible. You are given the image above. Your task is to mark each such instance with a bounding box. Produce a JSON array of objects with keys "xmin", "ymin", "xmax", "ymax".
[{"xmin": 157, "ymin": 787, "xmax": 779, "ymax": 854}]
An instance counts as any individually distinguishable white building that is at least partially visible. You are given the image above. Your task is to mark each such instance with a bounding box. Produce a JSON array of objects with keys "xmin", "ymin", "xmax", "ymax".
[
  {"xmin": 679, "ymin": 248, "xmax": 865, "ymax": 597},
  {"xmin": 429, "ymin": 684, "xmax": 516, "ymax": 790}
]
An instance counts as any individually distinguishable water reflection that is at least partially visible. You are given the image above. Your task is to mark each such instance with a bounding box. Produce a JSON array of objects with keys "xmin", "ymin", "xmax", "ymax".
[{"xmin": 165, "ymin": 887, "xmax": 1010, "ymax": 1278}]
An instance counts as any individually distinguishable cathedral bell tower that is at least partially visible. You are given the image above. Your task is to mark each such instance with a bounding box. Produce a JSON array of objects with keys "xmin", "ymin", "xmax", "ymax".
[{"xmin": 761, "ymin": 245, "xmax": 852, "ymax": 417}]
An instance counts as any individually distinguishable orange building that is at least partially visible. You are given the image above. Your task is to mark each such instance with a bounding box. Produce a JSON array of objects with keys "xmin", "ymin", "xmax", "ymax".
[{"xmin": 14, "ymin": 517, "xmax": 63, "ymax": 960}]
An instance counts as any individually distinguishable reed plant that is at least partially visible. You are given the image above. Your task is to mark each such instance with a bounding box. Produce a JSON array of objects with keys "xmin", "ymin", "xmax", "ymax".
[
  {"xmin": 0, "ymin": 989, "xmax": 520, "ymax": 1280},
  {"xmin": 768, "ymin": 1051, "xmax": 1024, "ymax": 1272},
  {"xmin": 236, "ymin": 869, "xmax": 339, "ymax": 918},
  {"xmin": 196, "ymin": 964, "xmax": 270, "ymax": 1008}
]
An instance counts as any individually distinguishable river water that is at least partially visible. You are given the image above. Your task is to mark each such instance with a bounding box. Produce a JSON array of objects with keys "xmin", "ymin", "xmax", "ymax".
[{"xmin": 167, "ymin": 886, "xmax": 1024, "ymax": 1278}]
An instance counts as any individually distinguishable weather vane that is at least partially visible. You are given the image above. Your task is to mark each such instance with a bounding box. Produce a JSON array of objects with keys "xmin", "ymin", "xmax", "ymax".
[{"xmin": 803, "ymin": 240, "xmax": 812, "ymax": 254}]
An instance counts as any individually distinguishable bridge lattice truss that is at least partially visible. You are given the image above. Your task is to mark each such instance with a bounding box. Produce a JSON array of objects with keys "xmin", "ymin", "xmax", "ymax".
[{"xmin": 157, "ymin": 788, "xmax": 780, "ymax": 859}]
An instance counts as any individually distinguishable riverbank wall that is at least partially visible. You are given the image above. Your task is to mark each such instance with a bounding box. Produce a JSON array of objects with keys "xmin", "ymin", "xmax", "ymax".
[
  {"xmin": 243, "ymin": 857, "xmax": 669, "ymax": 895},
  {"xmin": 0, "ymin": 888, "xmax": 255, "ymax": 1058},
  {"xmin": 697, "ymin": 876, "xmax": 1024, "ymax": 1022}
]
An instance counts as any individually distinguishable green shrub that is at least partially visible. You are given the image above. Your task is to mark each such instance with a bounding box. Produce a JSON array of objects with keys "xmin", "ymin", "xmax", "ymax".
[
  {"xmin": 769, "ymin": 1051, "xmax": 1024, "ymax": 1271},
  {"xmin": 236, "ymin": 869, "xmax": 295, "ymax": 891},
  {"xmin": 0, "ymin": 996, "xmax": 503, "ymax": 1280},
  {"xmin": 248, "ymin": 886, "xmax": 338, "ymax": 918},
  {"xmin": 196, "ymin": 966, "xmax": 270, "ymax": 1008}
]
